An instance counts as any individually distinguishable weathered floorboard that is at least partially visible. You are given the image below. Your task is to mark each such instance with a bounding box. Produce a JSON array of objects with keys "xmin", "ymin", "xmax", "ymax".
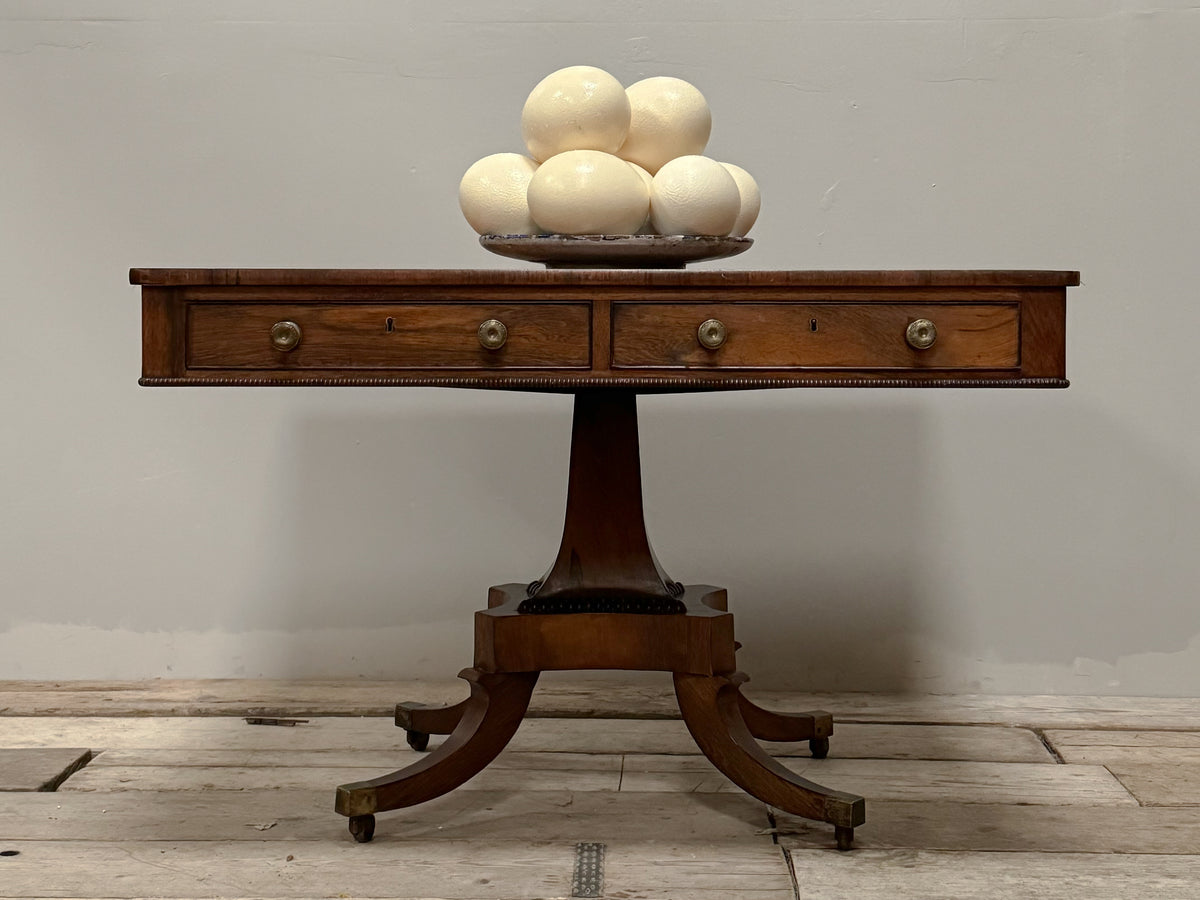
[
  {"xmin": 1104, "ymin": 765, "xmax": 1200, "ymax": 807},
  {"xmin": 1041, "ymin": 731, "xmax": 1200, "ymax": 806},
  {"xmin": 0, "ymin": 749, "xmax": 90, "ymax": 791},
  {"xmin": 0, "ymin": 678, "xmax": 677, "ymax": 718},
  {"xmin": 62, "ymin": 720, "xmax": 1050, "ymax": 763},
  {"xmin": 0, "ymin": 716, "xmax": 417, "ymax": 751},
  {"xmin": 775, "ymin": 800, "xmax": 1200, "ymax": 853},
  {"xmin": 0, "ymin": 789, "xmax": 773, "ymax": 843},
  {"xmin": 89, "ymin": 748, "xmax": 425, "ymax": 767},
  {"xmin": 0, "ymin": 839, "xmax": 793, "ymax": 900},
  {"xmin": 0, "ymin": 840, "xmax": 574, "ymax": 899},
  {"xmin": 600, "ymin": 841, "xmax": 795, "ymax": 899},
  {"xmin": 619, "ymin": 756, "xmax": 1138, "ymax": 805},
  {"xmin": 784, "ymin": 849, "xmax": 1200, "ymax": 899},
  {"xmin": 59, "ymin": 751, "xmax": 621, "ymax": 794},
  {"xmin": 1045, "ymin": 729, "xmax": 1200, "ymax": 765},
  {"xmin": 64, "ymin": 753, "xmax": 1129, "ymax": 804},
  {"xmin": 0, "ymin": 716, "xmax": 1053, "ymax": 763},
  {"xmin": 3, "ymin": 680, "xmax": 1199, "ymax": 728},
  {"xmin": 0, "ymin": 692, "xmax": 1196, "ymax": 899},
  {"xmin": 756, "ymin": 693, "xmax": 1200, "ymax": 730}
]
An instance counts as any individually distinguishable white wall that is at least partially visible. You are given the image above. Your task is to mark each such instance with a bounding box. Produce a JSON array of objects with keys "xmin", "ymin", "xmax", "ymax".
[{"xmin": 2, "ymin": 1, "xmax": 1198, "ymax": 694}]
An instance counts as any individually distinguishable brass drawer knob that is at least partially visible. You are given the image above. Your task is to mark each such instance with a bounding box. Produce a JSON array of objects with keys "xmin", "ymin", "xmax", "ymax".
[
  {"xmin": 697, "ymin": 318, "xmax": 728, "ymax": 350},
  {"xmin": 478, "ymin": 318, "xmax": 508, "ymax": 350},
  {"xmin": 269, "ymin": 320, "xmax": 302, "ymax": 352},
  {"xmin": 906, "ymin": 318, "xmax": 937, "ymax": 350}
]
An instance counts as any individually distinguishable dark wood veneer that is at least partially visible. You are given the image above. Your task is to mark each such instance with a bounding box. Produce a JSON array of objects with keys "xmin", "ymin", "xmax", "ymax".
[
  {"xmin": 136, "ymin": 269, "xmax": 1074, "ymax": 390},
  {"xmin": 612, "ymin": 302, "xmax": 1020, "ymax": 369},
  {"xmin": 131, "ymin": 267, "xmax": 1080, "ymax": 288},
  {"xmin": 187, "ymin": 302, "xmax": 591, "ymax": 370}
]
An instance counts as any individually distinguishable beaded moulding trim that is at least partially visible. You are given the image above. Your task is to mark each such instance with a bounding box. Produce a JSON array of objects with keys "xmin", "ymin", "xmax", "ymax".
[{"xmin": 139, "ymin": 375, "xmax": 1069, "ymax": 390}]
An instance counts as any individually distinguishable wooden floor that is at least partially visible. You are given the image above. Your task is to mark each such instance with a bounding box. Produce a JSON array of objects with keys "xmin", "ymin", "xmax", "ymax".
[{"xmin": 1, "ymin": 680, "xmax": 1199, "ymax": 899}]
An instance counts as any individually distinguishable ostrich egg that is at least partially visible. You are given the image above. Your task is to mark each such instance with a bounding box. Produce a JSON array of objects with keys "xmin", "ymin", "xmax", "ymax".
[
  {"xmin": 719, "ymin": 162, "xmax": 761, "ymax": 237},
  {"xmin": 649, "ymin": 155, "xmax": 740, "ymax": 236},
  {"xmin": 520, "ymin": 66, "xmax": 631, "ymax": 162},
  {"xmin": 627, "ymin": 161, "xmax": 655, "ymax": 233},
  {"xmin": 527, "ymin": 150, "xmax": 649, "ymax": 235},
  {"xmin": 458, "ymin": 153, "xmax": 542, "ymax": 236},
  {"xmin": 618, "ymin": 76, "xmax": 712, "ymax": 175}
]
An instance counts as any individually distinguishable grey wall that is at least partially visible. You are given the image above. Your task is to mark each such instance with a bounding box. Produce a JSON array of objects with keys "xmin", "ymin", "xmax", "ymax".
[{"xmin": 2, "ymin": 1, "xmax": 1197, "ymax": 694}]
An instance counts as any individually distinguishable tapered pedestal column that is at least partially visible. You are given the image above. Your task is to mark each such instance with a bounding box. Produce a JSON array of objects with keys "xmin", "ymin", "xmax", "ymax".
[{"xmin": 335, "ymin": 390, "xmax": 864, "ymax": 849}]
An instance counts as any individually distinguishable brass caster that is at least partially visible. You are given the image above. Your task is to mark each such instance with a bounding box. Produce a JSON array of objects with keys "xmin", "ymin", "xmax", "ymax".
[
  {"xmin": 349, "ymin": 814, "xmax": 376, "ymax": 843},
  {"xmin": 835, "ymin": 825, "xmax": 854, "ymax": 852},
  {"xmin": 406, "ymin": 729, "xmax": 430, "ymax": 752},
  {"xmin": 809, "ymin": 737, "xmax": 830, "ymax": 759}
]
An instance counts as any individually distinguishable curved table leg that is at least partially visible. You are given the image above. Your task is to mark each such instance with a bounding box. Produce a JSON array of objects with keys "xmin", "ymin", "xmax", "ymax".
[
  {"xmin": 395, "ymin": 698, "xmax": 471, "ymax": 751},
  {"xmin": 336, "ymin": 668, "xmax": 538, "ymax": 841},
  {"xmin": 675, "ymin": 671, "xmax": 865, "ymax": 851},
  {"xmin": 737, "ymin": 694, "xmax": 834, "ymax": 759}
]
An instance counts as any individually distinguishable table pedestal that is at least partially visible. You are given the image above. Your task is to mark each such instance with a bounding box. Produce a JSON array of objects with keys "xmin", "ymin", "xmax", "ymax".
[{"xmin": 333, "ymin": 390, "xmax": 866, "ymax": 850}]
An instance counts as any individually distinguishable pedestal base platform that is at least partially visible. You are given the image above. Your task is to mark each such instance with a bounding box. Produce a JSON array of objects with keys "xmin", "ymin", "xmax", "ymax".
[{"xmin": 334, "ymin": 586, "xmax": 865, "ymax": 851}]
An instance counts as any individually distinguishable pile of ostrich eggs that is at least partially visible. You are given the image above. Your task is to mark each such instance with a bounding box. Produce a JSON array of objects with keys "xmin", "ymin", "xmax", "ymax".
[{"xmin": 459, "ymin": 66, "xmax": 760, "ymax": 238}]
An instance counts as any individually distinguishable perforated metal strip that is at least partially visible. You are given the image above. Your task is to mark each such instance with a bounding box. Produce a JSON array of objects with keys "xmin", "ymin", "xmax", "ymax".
[{"xmin": 571, "ymin": 842, "xmax": 605, "ymax": 898}]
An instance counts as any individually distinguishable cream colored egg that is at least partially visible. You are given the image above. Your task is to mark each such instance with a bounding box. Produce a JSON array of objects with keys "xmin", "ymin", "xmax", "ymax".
[
  {"xmin": 719, "ymin": 162, "xmax": 761, "ymax": 237},
  {"xmin": 458, "ymin": 153, "xmax": 542, "ymax": 236},
  {"xmin": 521, "ymin": 66, "xmax": 631, "ymax": 162},
  {"xmin": 527, "ymin": 150, "xmax": 649, "ymax": 235},
  {"xmin": 650, "ymin": 155, "xmax": 740, "ymax": 236},
  {"xmin": 618, "ymin": 77, "xmax": 712, "ymax": 175},
  {"xmin": 627, "ymin": 161, "xmax": 655, "ymax": 234}
]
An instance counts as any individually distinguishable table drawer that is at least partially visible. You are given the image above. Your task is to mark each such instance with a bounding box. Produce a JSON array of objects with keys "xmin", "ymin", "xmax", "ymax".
[
  {"xmin": 612, "ymin": 303, "xmax": 1020, "ymax": 369},
  {"xmin": 187, "ymin": 303, "xmax": 591, "ymax": 369}
]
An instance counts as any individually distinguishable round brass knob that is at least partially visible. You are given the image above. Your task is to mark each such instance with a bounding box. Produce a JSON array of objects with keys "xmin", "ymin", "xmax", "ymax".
[
  {"xmin": 478, "ymin": 318, "xmax": 508, "ymax": 351},
  {"xmin": 905, "ymin": 318, "xmax": 937, "ymax": 350},
  {"xmin": 269, "ymin": 320, "xmax": 302, "ymax": 352},
  {"xmin": 697, "ymin": 318, "xmax": 728, "ymax": 350}
]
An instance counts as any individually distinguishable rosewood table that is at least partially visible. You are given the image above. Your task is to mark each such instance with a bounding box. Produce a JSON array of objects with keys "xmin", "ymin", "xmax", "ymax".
[{"xmin": 134, "ymin": 267, "xmax": 1077, "ymax": 850}]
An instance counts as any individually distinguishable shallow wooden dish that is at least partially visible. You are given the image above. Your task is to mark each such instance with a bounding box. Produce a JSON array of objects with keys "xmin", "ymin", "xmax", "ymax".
[{"xmin": 480, "ymin": 234, "xmax": 753, "ymax": 269}]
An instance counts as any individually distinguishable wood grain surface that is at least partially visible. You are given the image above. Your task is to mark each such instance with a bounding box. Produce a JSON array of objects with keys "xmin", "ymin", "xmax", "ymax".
[
  {"xmin": 612, "ymin": 302, "xmax": 1019, "ymax": 369},
  {"xmin": 0, "ymin": 717, "xmax": 1056, "ymax": 762},
  {"xmin": 4, "ymin": 687, "xmax": 1196, "ymax": 900},
  {"xmin": 9, "ymin": 681, "xmax": 1197, "ymax": 727},
  {"xmin": 136, "ymin": 269, "xmax": 1075, "ymax": 390},
  {"xmin": 187, "ymin": 302, "xmax": 590, "ymax": 369},
  {"xmin": 130, "ymin": 268, "xmax": 1081, "ymax": 287}
]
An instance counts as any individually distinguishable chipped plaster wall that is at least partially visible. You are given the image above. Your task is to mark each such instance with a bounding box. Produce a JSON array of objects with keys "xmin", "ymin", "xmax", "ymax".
[{"xmin": 2, "ymin": 1, "xmax": 1198, "ymax": 693}]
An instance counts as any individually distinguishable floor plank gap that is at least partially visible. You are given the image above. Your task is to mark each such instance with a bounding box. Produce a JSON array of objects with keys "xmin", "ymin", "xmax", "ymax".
[{"xmin": 1033, "ymin": 728, "xmax": 1067, "ymax": 764}]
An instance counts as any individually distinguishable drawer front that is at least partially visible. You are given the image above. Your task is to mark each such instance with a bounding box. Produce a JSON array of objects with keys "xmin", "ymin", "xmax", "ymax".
[
  {"xmin": 187, "ymin": 303, "xmax": 591, "ymax": 369},
  {"xmin": 612, "ymin": 303, "xmax": 1019, "ymax": 369}
]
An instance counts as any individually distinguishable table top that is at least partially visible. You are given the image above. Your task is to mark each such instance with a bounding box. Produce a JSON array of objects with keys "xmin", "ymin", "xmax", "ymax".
[
  {"xmin": 135, "ymin": 267, "xmax": 1077, "ymax": 392},
  {"xmin": 131, "ymin": 268, "xmax": 1081, "ymax": 288}
]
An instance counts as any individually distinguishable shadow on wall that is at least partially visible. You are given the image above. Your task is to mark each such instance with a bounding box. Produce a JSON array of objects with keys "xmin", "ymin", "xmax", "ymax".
[
  {"xmin": 243, "ymin": 393, "xmax": 1199, "ymax": 691},
  {"xmin": 644, "ymin": 396, "xmax": 1200, "ymax": 691},
  {"xmin": 640, "ymin": 398, "xmax": 933, "ymax": 693},
  {"xmin": 245, "ymin": 395, "xmax": 570, "ymax": 632}
]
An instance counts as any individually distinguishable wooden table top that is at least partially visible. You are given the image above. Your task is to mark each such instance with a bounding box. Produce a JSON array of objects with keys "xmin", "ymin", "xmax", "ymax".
[
  {"xmin": 135, "ymin": 267, "xmax": 1077, "ymax": 392},
  {"xmin": 130, "ymin": 268, "xmax": 1081, "ymax": 288}
]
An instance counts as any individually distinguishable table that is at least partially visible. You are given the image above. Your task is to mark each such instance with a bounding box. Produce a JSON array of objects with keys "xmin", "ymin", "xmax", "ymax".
[{"xmin": 134, "ymin": 268, "xmax": 1078, "ymax": 850}]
